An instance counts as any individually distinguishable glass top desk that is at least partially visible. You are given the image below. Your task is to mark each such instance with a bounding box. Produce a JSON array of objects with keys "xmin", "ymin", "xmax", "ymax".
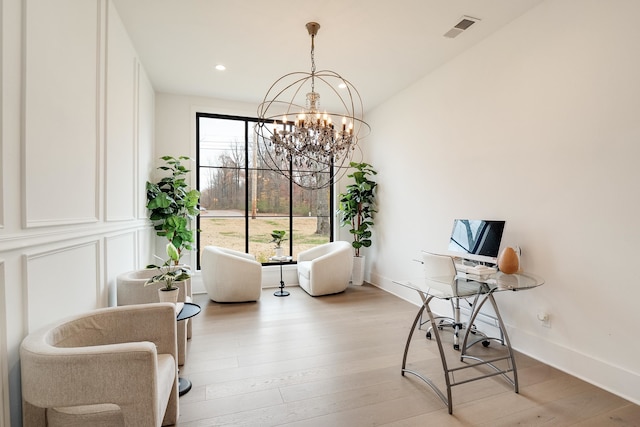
[{"xmin": 393, "ymin": 271, "xmax": 544, "ymax": 414}]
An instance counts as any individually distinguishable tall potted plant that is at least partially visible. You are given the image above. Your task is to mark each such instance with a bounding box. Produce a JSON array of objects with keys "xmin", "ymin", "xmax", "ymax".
[
  {"xmin": 337, "ymin": 162, "xmax": 377, "ymax": 286},
  {"xmin": 146, "ymin": 155, "xmax": 201, "ymax": 264}
]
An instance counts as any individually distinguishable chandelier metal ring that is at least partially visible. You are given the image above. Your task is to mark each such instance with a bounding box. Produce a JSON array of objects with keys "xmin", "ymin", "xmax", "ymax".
[{"xmin": 255, "ymin": 22, "xmax": 370, "ymax": 190}]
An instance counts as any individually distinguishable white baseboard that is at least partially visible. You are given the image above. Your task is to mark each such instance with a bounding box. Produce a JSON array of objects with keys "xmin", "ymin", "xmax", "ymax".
[{"xmin": 508, "ymin": 327, "xmax": 640, "ymax": 406}]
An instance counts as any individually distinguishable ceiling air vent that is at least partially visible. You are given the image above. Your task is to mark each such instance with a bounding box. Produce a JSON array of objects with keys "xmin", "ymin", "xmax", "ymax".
[{"xmin": 444, "ymin": 15, "xmax": 481, "ymax": 38}]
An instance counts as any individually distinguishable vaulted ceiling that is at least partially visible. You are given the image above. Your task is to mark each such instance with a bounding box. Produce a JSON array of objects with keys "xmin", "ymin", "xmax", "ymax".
[{"xmin": 113, "ymin": 0, "xmax": 544, "ymax": 112}]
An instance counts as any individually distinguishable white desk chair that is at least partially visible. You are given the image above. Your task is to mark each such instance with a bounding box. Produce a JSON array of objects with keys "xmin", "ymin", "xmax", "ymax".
[{"xmin": 421, "ymin": 252, "xmax": 471, "ymax": 350}]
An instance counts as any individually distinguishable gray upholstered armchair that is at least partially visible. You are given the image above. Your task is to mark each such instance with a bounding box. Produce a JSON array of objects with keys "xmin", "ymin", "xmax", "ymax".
[
  {"xmin": 20, "ymin": 303, "xmax": 179, "ymax": 426},
  {"xmin": 117, "ymin": 268, "xmax": 192, "ymax": 365}
]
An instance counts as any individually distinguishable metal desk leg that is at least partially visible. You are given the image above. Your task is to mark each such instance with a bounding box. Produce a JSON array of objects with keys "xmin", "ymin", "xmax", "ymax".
[
  {"xmin": 401, "ymin": 303, "xmax": 425, "ymax": 374},
  {"xmin": 402, "ymin": 296, "xmax": 453, "ymax": 414},
  {"xmin": 460, "ymin": 291, "xmax": 519, "ymax": 393},
  {"xmin": 403, "ymin": 291, "xmax": 521, "ymax": 414}
]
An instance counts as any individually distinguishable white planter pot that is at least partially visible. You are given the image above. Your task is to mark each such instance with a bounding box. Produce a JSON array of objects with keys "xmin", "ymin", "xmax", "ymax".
[
  {"xmin": 351, "ymin": 256, "xmax": 366, "ymax": 286},
  {"xmin": 275, "ymin": 247, "xmax": 284, "ymax": 258},
  {"xmin": 158, "ymin": 287, "xmax": 180, "ymax": 304}
]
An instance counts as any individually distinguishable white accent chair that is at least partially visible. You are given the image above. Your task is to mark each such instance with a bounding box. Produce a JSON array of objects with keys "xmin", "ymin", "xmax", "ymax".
[
  {"xmin": 297, "ymin": 241, "xmax": 353, "ymax": 296},
  {"xmin": 201, "ymin": 246, "xmax": 262, "ymax": 302},
  {"xmin": 20, "ymin": 303, "xmax": 179, "ymax": 427},
  {"xmin": 117, "ymin": 268, "xmax": 192, "ymax": 365}
]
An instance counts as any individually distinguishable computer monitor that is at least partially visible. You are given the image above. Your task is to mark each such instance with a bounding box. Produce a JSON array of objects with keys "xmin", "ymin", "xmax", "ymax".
[{"xmin": 447, "ymin": 219, "xmax": 505, "ymax": 264}]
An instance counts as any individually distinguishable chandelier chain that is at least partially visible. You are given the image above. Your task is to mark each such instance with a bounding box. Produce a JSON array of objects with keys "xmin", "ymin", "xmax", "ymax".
[{"xmin": 310, "ymin": 33, "xmax": 316, "ymax": 93}]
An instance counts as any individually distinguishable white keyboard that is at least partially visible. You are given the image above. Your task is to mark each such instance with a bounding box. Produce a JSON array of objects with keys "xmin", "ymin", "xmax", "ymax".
[{"xmin": 455, "ymin": 263, "xmax": 497, "ymax": 275}]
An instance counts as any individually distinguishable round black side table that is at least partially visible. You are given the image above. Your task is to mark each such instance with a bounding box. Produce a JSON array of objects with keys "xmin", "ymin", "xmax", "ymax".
[
  {"xmin": 176, "ymin": 302, "xmax": 201, "ymax": 396},
  {"xmin": 269, "ymin": 256, "xmax": 293, "ymax": 297}
]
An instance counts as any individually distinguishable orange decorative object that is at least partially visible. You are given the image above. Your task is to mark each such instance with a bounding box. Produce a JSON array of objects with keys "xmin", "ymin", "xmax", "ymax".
[{"xmin": 498, "ymin": 246, "xmax": 520, "ymax": 274}]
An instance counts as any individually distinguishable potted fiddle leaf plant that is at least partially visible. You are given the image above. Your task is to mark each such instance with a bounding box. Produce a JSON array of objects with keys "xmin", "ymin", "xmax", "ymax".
[
  {"xmin": 145, "ymin": 242, "xmax": 191, "ymax": 303},
  {"xmin": 270, "ymin": 230, "xmax": 287, "ymax": 258},
  {"xmin": 337, "ymin": 162, "xmax": 377, "ymax": 286},
  {"xmin": 146, "ymin": 155, "xmax": 201, "ymax": 264}
]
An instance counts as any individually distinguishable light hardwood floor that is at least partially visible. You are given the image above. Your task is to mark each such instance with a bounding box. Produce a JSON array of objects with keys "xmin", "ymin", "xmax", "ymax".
[{"xmin": 178, "ymin": 284, "xmax": 640, "ymax": 426}]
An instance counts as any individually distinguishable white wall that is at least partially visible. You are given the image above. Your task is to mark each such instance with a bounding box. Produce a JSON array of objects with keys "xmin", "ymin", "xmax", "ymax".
[
  {"xmin": 0, "ymin": 1, "xmax": 156, "ymax": 425},
  {"xmin": 366, "ymin": 0, "xmax": 640, "ymax": 405},
  {"xmin": 155, "ymin": 93, "xmax": 258, "ymax": 158}
]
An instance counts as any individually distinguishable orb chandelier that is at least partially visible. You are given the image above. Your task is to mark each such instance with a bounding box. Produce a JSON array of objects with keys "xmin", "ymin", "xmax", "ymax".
[{"xmin": 255, "ymin": 22, "xmax": 370, "ymax": 190}]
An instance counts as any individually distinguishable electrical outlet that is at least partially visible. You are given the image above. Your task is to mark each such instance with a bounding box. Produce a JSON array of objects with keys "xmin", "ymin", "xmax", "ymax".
[{"xmin": 537, "ymin": 312, "xmax": 551, "ymax": 328}]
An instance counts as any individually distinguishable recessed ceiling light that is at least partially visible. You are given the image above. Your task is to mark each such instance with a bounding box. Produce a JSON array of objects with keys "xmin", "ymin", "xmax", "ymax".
[
  {"xmin": 215, "ymin": 64, "xmax": 226, "ymax": 71},
  {"xmin": 338, "ymin": 83, "xmax": 347, "ymax": 89}
]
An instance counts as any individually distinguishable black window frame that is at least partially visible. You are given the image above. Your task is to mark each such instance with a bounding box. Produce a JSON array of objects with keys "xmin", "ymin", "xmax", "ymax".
[{"xmin": 195, "ymin": 112, "xmax": 335, "ymax": 267}]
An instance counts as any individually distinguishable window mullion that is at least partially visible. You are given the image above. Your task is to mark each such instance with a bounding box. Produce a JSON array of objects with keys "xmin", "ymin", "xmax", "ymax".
[{"xmin": 244, "ymin": 120, "xmax": 250, "ymax": 254}]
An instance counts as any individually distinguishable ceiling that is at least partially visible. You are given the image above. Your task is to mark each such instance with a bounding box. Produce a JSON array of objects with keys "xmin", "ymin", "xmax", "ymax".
[{"xmin": 112, "ymin": 0, "xmax": 544, "ymax": 113}]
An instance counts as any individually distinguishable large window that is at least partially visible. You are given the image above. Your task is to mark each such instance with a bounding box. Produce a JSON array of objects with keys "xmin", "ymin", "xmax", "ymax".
[{"xmin": 196, "ymin": 113, "xmax": 333, "ymax": 265}]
